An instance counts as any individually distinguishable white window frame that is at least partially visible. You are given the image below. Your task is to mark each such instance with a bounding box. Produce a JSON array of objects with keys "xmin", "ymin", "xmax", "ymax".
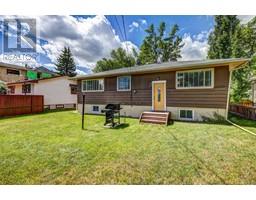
[
  {"xmin": 179, "ymin": 109, "xmax": 194, "ymax": 121},
  {"xmin": 117, "ymin": 76, "xmax": 131, "ymax": 91},
  {"xmin": 176, "ymin": 68, "xmax": 214, "ymax": 89},
  {"xmin": 82, "ymin": 79, "xmax": 104, "ymax": 92}
]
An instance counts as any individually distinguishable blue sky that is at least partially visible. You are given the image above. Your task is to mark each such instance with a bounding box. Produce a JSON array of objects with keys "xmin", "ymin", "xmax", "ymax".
[
  {"xmin": 0, "ymin": 15, "xmax": 252, "ymax": 74},
  {"xmin": 107, "ymin": 15, "xmax": 214, "ymax": 47}
]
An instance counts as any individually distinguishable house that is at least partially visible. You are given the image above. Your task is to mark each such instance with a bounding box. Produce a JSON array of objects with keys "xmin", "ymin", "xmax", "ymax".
[
  {"xmin": 7, "ymin": 76, "xmax": 77, "ymax": 109},
  {"xmin": 0, "ymin": 62, "xmax": 57, "ymax": 83},
  {"xmin": 73, "ymin": 58, "xmax": 249, "ymax": 121},
  {"xmin": 0, "ymin": 62, "xmax": 27, "ymax": 83}
]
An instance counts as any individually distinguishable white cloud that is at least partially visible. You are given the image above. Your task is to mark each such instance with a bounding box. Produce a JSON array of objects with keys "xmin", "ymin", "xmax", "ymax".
[
  {"xmin": 180, "ymin": 31, "xmax": 210, "ymax": 61},
  {"xmin": 129, "ymin": 21, "xmax": 139, "ymax": 32},
  {"xmin": 37, "ymin": 15, "xmax": 138, "ymax": 69},
  {"xmin": 1, "ymin": 15, "xmax": 138, "ymax": 70},
  {"xmin": 76, "ymin": 69, "xmax": 87, "ymax": 75},
  {"xmin": 140, "ymin": 19, "xmax": 147, "ymax": 25},
  {"xmin": 121, "ymin": 41, "xmax": 139, "ymax": 55},
  {"xmin": 237, "ymin": 15, "xmax": 255, "ymax": 24},
  {"xmin": 128, "ymin": 19, "xmax": 147, "ymax": 32}
]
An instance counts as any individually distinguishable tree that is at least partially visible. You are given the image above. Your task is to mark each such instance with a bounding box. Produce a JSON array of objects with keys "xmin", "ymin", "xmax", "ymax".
[
  {"xmin": 55, "ymin": 47, "xmax": 77, "ymax": 77},
  {"xmin": 163, "ymin": 24, "xmax": 183, "ymax": 62},
  {"xmin": 208, "ymin": 15, "xmax": 240, "ymax": 59},
  {"xmin": 0, "ymin": 81, "xmax": 6, "ymax": 94},
  {"xmin": 230, "ymin": 17, "xmax": 256, "ymax": 102},
  {"xmin": 138, "ymin": 22, "xmax": 183, "ymax": 65},
  {"xmin": 93, "ymin": 47, "xmax": 136, "ymax": 73},
  {"xmin": 207, "ymin": 15, "xmax": 256, "ymax": 102}
]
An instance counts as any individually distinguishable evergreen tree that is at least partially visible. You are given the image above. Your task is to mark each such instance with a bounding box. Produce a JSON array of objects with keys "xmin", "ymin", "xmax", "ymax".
[
  {"xmin": 163, "ymin": 24, "xmax": 183, "ymax": 62},
  {"xmin": 55, "ymin": 47, "xmax": 77, "ymax": 77},
  {"xmin": 208, "ymin": 15, "xmax": 240, "ymax": 59},
  {"xmin": 93, "ymin": 47, "xmax": 136, "ymax": 73}
]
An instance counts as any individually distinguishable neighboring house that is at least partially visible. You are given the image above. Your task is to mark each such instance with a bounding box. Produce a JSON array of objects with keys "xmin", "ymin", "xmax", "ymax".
[
  {"xmin": 7, "ymin": 76, "xmax": 77, "ymax": 109},
  {"xmin": 0, "ymin": 62, "xmax": 27, "ymax": 83},
  {"xmin": 0, "ymin": 62, "xmax": 57, "ymax": 83},
  {"xmin": 252, "ymin": 77, "xmax": 256, "ymax": 105},
  {"xmin": 26, "ymin": 66, "xmax": 58, "ymax": 80},
  {"xmin": 74, "ymin": 58, "xmax": 249, "ymax": 121}
]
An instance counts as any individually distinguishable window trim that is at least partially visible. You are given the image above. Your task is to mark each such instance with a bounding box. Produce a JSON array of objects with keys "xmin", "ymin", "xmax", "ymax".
[
  {"xmin": 179, "ymin": 109, "xmax": 194, "ymax": 121},
  {"xmin": 92, "ymin": 105, "xmax": 100, "ymax": 113},
  {"xmin": 82, "ymin": 79, "xmax": 104, "ymax": 92},
  {"xmin": 22, "ymin": 84, "xmax": 32, "ymax": 94},
  {"xmin": 6, "ymin": 69, "xmax": 20, "ymax": 76},
  {"xmin": 117, "ymin": 75, "xmax": 131, "ymax": 91},
  {"xmin": 176, "ymin": 68, "xmax": 214, "ymax": 89}
]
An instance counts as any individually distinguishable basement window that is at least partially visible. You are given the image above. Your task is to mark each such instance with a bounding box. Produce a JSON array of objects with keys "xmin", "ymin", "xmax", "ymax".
[
  {"xmin": 92, "ymin": 106, "xmax": 99, "ymax": 112},
  {"xmin": 179, "ymin": 110, "xmax": 193, "ymax": 120}
]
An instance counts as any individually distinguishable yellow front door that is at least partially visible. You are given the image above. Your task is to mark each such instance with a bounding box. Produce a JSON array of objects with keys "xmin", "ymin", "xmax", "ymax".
[{"xmin": 153, "ymin": 82, "xmax": 166, "ymax": 111}]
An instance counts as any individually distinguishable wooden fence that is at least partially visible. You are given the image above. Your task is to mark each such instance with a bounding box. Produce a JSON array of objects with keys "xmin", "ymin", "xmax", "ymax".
[
  {"xmin": 229, "ymin": 104, "xmax": 256, "ymax": 120},
  {"xmin": 0, "ymin": 95, "xmax": 44, "ymax": 117}
]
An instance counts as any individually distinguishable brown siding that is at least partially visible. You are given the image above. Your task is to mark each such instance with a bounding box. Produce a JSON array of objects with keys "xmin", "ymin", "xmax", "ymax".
[{"xmin": 78, "ymin": 66, "xmax": 229, "ymax": 109}]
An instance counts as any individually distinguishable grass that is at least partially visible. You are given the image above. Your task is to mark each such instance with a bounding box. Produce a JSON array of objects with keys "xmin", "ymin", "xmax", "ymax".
[
  {"xmin": 0, "ymin": 111, "xmax": 256, "ymax": 184},
  {"xmin": 229, "ymin": 114, "xmax": 256, "ymax": 134}
]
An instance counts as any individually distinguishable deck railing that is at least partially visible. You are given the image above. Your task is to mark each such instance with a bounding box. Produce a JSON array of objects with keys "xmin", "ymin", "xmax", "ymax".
[{"xmin": 229, "ymin": 104, "xmax": 256, "ymax": 120}]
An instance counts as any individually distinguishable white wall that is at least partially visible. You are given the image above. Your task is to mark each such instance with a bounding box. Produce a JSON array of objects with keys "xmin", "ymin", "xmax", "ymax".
[
  {"xmin": 11, "ymin": 83, "xmax": 35, "ymax": 95},
  {"xmin": 77, "ymin": 103, "xmax": 226, "ymax": 121},
  {"xmin": 33, "ymin": 77, "xmax": 77, "ymax": 105}
]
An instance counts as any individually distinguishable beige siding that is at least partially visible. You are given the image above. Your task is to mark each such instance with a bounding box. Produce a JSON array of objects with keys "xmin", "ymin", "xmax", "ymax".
[{"xmin": 0, "ymin": 66, "xmax": 26, "ymax": 82}]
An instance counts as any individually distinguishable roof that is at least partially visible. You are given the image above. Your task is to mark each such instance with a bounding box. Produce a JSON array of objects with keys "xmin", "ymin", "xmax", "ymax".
[
  {"xmin": 35, "ymin": 66, "xmax": 58, "ymax": 75},
  {"xmin": 7, "ymin": 75, "xmax": 66, "ymax": 86},
  {"xmin": 0, "ymin": 62, "xmax": 57, "ymax": 75},
  {"xmin": 0, "ymin": 62, "xmax": 27, "ymax": 71},
  {"xmin": 72, "ymin": 58, "xmax": 250, "ymax": 80}
]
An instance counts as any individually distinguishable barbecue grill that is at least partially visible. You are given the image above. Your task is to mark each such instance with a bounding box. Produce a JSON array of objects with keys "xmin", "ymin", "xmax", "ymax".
[{"xmin": 101, "ymin": 103, "xmax": 122, "ymax": 127}]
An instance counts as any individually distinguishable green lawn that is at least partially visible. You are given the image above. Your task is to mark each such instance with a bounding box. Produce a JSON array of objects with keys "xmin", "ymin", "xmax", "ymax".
[{"xmin": 0, "ymin": 111, "xmax": 256, "ymax": 184}]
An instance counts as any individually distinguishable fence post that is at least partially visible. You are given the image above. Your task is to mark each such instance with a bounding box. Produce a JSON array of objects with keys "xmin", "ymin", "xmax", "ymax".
[{"xmin": 82, "ymin": 95, "xmax": 85, "ymax": 130}]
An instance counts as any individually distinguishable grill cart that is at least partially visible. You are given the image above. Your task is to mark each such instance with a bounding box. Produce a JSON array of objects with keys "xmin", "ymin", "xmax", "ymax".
[{"xmin": 101, "ymin": 103, "xmax": 122, "ymax": 128}]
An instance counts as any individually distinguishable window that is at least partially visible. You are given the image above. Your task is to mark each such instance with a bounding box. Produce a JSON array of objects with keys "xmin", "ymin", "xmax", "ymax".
[
  {"xmin": 7, "ymin": 69, "xmax": 20, "ymax": 75},
  {"xmin": 8, "ymin": 86, "xmax": 15, "ymax": 94},
  {"xmin": 177, "ymin": 69, "xmax": 213, "ymax": 88},
  {"xmin": 179, "ymin": 110, "xmax": 193, "ymax": 120},
  {"xmin": 22, "ymin": 84, "xmax": 31, "ymax": 94},
  {"xmin": 92, "ymin": 106, "xmax": 99, "ymax": 112},
  {"xmin": 82, "ymin": 79, "xmax": 104, "ymax": 92},
  {"xmin": 157, "ymin": 88, "xmax": 161, "ymax": 102},
  {"xmin": 117, "ymin": 76, "xmax": 131, "ymax": 91},
  {"xmin": 70, "ymin": 84, "xmax": 77, "ymax": 94}
]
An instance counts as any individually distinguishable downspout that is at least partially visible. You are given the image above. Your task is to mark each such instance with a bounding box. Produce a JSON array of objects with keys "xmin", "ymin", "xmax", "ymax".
[{"xmin": 225, "ymin": 68, "xmax": 233, "ymax": 120}]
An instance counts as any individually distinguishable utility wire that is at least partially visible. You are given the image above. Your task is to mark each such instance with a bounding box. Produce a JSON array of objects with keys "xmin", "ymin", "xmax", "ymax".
[
  {"xmin": 113, "ymin": 16, "xmax": 125, "ymax": 42},
  {"xmin": 121, "ymin": 15, "xmax": 129, "ymax": 53}
]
